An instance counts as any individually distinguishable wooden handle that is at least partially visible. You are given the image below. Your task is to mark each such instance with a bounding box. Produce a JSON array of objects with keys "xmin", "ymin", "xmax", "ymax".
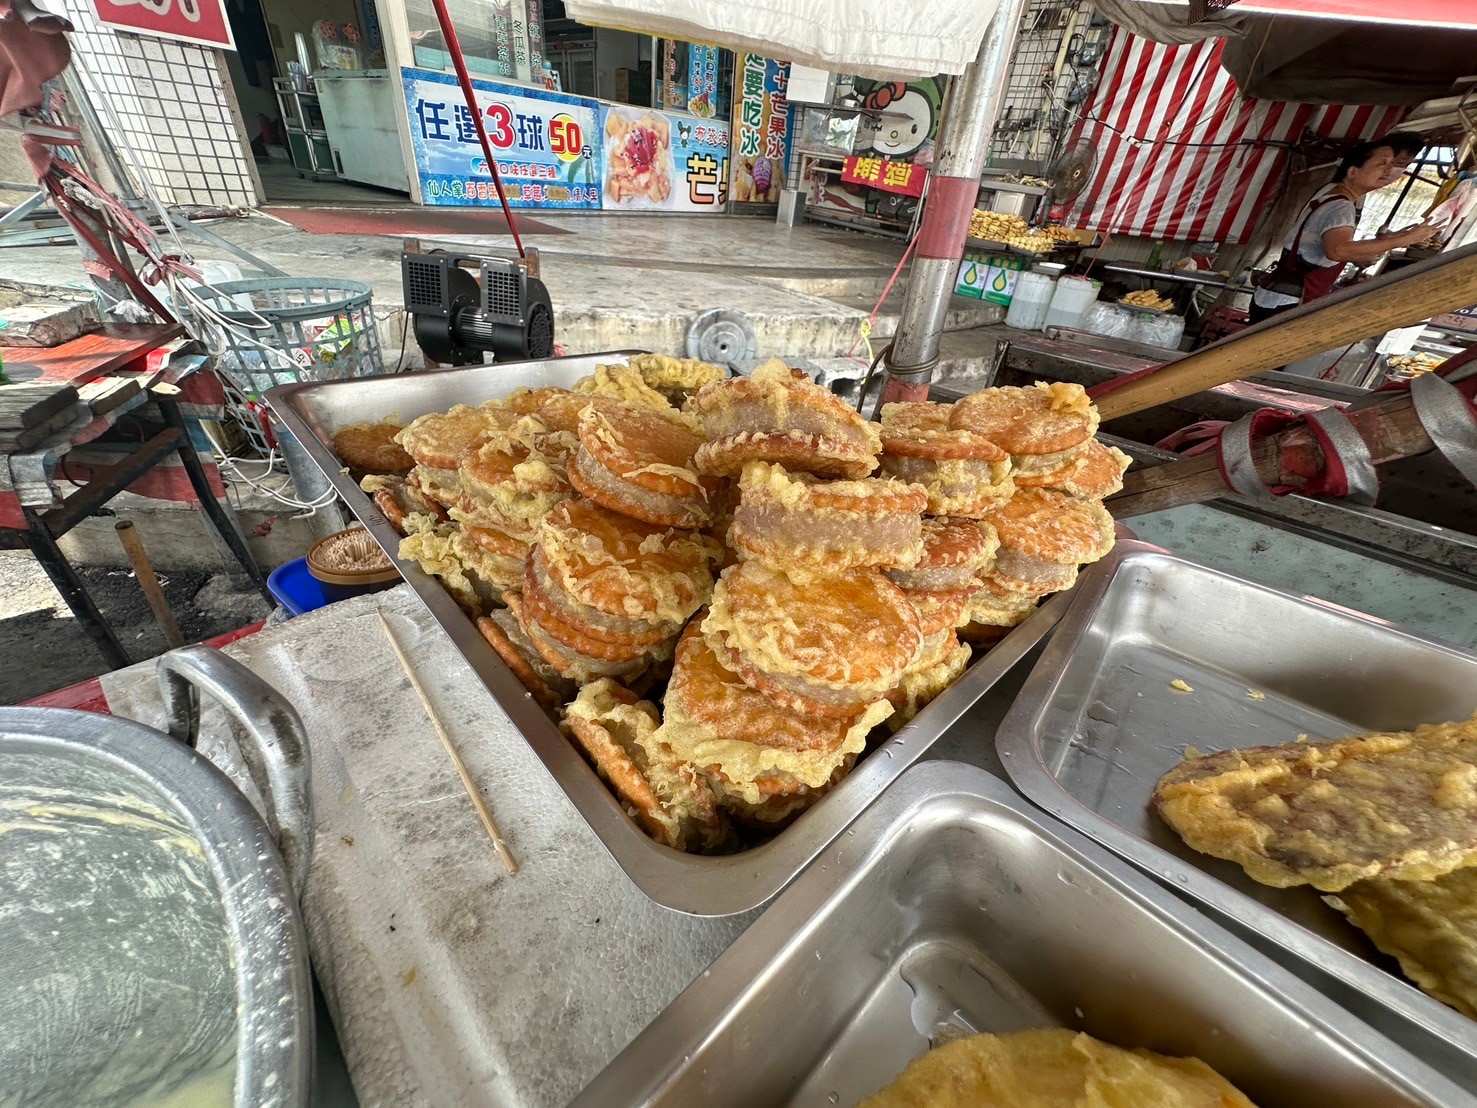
[
  {"xmin": 1108, "ymin": 393, "xmax": 1433, "ymax": 518},
  {"xmin": 1095, "ymin": 241, "xmax": 1477, "ymax": 421}
]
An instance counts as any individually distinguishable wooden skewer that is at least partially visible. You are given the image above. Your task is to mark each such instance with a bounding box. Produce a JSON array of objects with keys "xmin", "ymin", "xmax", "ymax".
[
  {"xmin": 1095, "ymin": 241, "xmax": 1477, "ymax": 421},
  {"xmin": 377, "ymin": 610, "xmax": 519, "ymax": 875}
]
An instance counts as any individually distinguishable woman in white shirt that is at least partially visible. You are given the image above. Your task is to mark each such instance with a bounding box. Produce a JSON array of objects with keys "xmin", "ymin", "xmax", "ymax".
[{"xmin": 1250, "ymin": 139, "xmax": 1439, "ymax": 324}]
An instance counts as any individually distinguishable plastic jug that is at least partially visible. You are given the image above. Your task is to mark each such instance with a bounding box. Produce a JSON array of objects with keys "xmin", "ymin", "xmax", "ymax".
[
  {"xmin": 1043, "ymin": 276, "xmax": 1101, "ymax": 331},
  {"xmin": 1005, "ymin": 270, "xmax": 1056, "ymax": 331}
]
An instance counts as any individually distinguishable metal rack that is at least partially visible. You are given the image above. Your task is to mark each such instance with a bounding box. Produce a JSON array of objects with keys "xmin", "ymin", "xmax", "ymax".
[{"xmin": 273, "ymin": 78, "xmax": 338, "ymax": 182}]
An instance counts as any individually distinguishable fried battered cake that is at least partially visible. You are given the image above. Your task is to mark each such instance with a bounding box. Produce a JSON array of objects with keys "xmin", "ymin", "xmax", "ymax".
[
  {"xmin": 569, "ymin": 400, "xmax": 725, "ymax": 528},
  {"xmin": 728, "ymin": 461, "xmax": 927, "ymax": 570},
  {"xmin": 397, "ymin": 519, "xmax": 483, "ymax": 615},
  {"xmin": 1016, "ymin": 437, "xmax": 1132, "ymax": 500},
  {"xmin": 859, "ymin": 1029, "xmax": 1255, "ymax": 1108},
  {"xmin": 395, "ymin": 403, "xmax": 522, "ymax": 507},
  {"xmin": 656, "ymin": 622, "xmax": 891, "ymax": 810},
  {"xmin": 886, "ymin": 631, "xmax": 971, "ymax": 731},
  {"xmin": 361, "ymin": 474, "xmax": 446, "ymax": 535},
  {"xmin": 505, "ymin": 590, "xmax": 655, "ymax": 684},
  {"xmin": 958, "ymin": 587, "xmax": 1038, "ymax": 645},
  {"xmin": 983, "ymin": 489, "xmax": 1114, "ymax": 591},
  {"xmin": 878, "ymin": 405, "xmax": 1015, "ymax": 518},
  {"xmin": 691, "ymin": 359, "xmax": 883, "ymax": 480},
  {"xmin": 1154, "ymin": 713, "xmax": 1477, "ymax": 892},
  {"xmin": 624, "ymin": 352, "xmax": 727, "ymax": 402},
  {"xmin": 537, "ymin": 498, "xmax": 722, "ymax": 630},
  {"xmin": 475, "ymin": 609, "xmax": 574, "ymax": 711},
  {"xmin": 703, "ymin": 559, "xmax": 922, "ymax": 718},
  {"xmin": 455, "ymin": 436, "xmax": 571, "ymax": 541},
  {"xmin": 949, "ymin": 382, "xmax": 1100, "ymax": 477},
  {"xmin": 333, "ymin": 420, "xmax": 412, "ymax": 475},
  {"xmin": 563, "ymin": 680, "xmax": 726, "ymax": 852},
  {"xmin": 452, "ymin": 523, "xmax": 527, "ymax": 603},
  {"xmin": 1329, "ymin": 867, "xmax": 1477, "ymax": 1019},
  {"xmin": 885, "ymin": 517, "xmax": 998, "ymax": 593},
  {"xmin": 572, "ymin": 362, "xmax": 676, "ymax": 412}
]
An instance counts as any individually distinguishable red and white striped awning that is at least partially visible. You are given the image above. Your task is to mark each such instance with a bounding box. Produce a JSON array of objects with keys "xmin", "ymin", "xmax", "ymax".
[{"xmin": 1064, "ymin": 28, "xmax": 1406, "ymax": 244}]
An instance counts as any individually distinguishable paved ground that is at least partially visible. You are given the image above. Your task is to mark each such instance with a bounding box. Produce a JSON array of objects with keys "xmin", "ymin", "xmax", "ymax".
[{"xmin": 0, "ymin": 551, "xmax": 270, "ymax": 705}]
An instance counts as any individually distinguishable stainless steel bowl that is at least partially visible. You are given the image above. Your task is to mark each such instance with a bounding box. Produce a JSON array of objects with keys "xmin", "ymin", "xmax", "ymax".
[
  {"xmin": 0, "ymin": 647, "xmax": 314, "ymax": 1108},
  {"xmin": 573, "ymin": 763, "xmax": 1473, "ymax": 1107}
]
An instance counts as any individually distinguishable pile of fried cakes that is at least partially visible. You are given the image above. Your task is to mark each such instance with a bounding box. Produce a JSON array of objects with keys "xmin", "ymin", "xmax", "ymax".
[
  {"xmin": 334, "ymin": 355, "xmax": 1125, "ymax": 853},
  {"xmin": 1154, "ymin": 711, "xmax": 1477, "ymax": 1021}
]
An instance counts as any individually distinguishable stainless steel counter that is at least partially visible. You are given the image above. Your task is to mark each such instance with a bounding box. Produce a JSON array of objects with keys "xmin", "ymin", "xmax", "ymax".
[{"xmin": 95, "ymin": 503, "xmax": 1477, "ymax": 1106}]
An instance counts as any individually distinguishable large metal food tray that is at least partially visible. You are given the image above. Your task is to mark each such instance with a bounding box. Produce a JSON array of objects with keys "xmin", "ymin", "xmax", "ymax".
[
  {"xmin": 996, "ymin": 541, "xmax": 1477, "ymax": 1084},
  {"xmin": 267, "ymin": 354, "xmax": 1069, "ymax": 916},
  {"xmin": 571, "ymin": 762, "xmax": 1471, "ymax": 1107}
]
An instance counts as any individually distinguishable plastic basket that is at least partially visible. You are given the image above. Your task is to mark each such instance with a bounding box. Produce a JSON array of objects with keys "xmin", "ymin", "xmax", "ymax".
[{"xmin": 191, "ymin": 278, "xmax": 384, "ymax": 456}]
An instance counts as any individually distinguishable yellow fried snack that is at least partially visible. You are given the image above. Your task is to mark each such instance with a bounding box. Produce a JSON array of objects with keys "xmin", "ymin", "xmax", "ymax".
[
  {"xmin": 1328, "ymin": 867, "xmax": 1477, "ymax": 1020},
  {"xmin": 1154, "ymin": 713, "xmax": 1477, "ymax": 892},
  {"xmin": 859, "ymin": 1028, "xmax": 1255, "ymax": 1108},
  {"xmin": 572, "ymin": 363, "xmax": 676, "ymax": 413},
  {"xmin": 624, "ymin": 352, "xmax": 727, "ymax": 396}
]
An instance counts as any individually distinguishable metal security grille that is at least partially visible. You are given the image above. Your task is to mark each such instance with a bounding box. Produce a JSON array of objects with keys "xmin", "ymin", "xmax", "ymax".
[
  {"xmin": 57, "ymin": 0, "xmax": 260, "ymax": 208},
  {"xmin": 992, "ymin": 0, "xmax": 1097, "ymax": 167}
]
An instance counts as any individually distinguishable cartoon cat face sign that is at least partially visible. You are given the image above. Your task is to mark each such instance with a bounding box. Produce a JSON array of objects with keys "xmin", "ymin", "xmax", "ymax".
[{"xmin": 872, "ymin": 90, "xmax": 934, "ymax": 158}]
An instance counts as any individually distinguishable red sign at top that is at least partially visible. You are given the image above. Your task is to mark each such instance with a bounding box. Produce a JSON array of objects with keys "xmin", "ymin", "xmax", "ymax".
[{"xmin": 93, "ymin": 0, "xmax": 237, "ymax": 51}]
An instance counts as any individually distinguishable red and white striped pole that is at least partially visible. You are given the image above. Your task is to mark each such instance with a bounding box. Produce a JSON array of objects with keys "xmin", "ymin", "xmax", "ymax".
[{"xmin": 879, "ymin": 0, "xmax": 1027, "ymax": 407}]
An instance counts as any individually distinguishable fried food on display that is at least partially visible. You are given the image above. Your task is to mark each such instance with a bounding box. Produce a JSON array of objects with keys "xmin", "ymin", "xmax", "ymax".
[
  {"xmin": 1121, "ymin": 288, "xmax": 1175, "ymax": 312},
  {"xmin": 1154, "ymin": 713, "xmax": 1477, "ymax": 892},
  {"xmin": 569, "ymin": 400, "xmax": 726, "ymax": 528},
  {"xmin": 885, "ymin": 630, "xmax": 972, "ymax": 731},
  {"xmin": 332, "ymin": 420, "xmax": 412, "ymax": 476},
  {"xmin": 341, "ymin": 356, "xmax": 1132, "ymax": 854},
  {"xmin": 884, "ymin": 517, "xmax": 999, "ymax": 637},
  {"xmin": 517, "ymin": 498, "xmax": 721, "ymax": 685},
  {"xmin": 1015, "ymin": 437, "xmax": 1131, "ymax": 500},
  {"xmin": 878, "ymin": 402, "xmax": 1015, "ymax": 518},
  {"xmin": 1328, "ymin": 867, "xmax": 1477, "ymax": 1020},
  {"xmin": 949, "ymin": 382, "xmax": 1100, "ymax": 479},
  {"xmin": 475, "ymin": 609, "xmax": 575, "ymax": 712},
  {"xmin": 703, "ymin": 559, "xmax": 923, "ymax": 719},
  {"xmin": 564, "ymin": 680, "xmax": 727, "ymax": 852},
  {"xmin": 454, "ymin": 435, "xmax": 571, "ymax": 542},
  {"xmin": 654, "ymin": 622, "xmax": 891, "ymax": 828},
  {"xmin": 728, "ymin": 461, "xmax": 927, "ymax": 571},
  {"xmin": 572, "ymin": 362, "xmax": 676, "ymax": 412},
  {"xmin": 983, "ymin": 489, "xmax": 1113, "ymax": 595},
  {"xmin": 859, "ymin": 1028, "xmax": 1255, "ymax": 1108},
  {"xmin": 394, "ymin": 403, "xmax": 524, "ymax": 508},
  {"xmin": 690, "ymin": 358, "xmax": 883, "ymax": 480}
]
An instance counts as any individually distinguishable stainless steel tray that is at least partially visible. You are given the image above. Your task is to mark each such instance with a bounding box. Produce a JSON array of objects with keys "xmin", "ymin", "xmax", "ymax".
[
  {"xmin": 571, "ymin": 762, "xmax": 1471, "ymax": 1107},
  {"xmin": 996, "ymin": 541, "xmax": 1477, "ymax": 1083},
  {"xmin": 267, "ymin": 354, "xmax": 1070, "ymax": 916}
]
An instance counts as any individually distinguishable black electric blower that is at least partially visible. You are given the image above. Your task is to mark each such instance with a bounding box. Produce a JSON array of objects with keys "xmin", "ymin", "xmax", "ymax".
[{"xmin": 400, "ymin": 248, "xmax": 554, "ymax": 366}]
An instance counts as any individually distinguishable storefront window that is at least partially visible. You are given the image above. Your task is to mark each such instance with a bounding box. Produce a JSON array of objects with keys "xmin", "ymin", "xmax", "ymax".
[
  {"xmin": 404, "ymin": 0, "xmax": 551, "ymax": 86},
  {"xmin": 655, "ymin": 38, "xmax": 730, "ymax": 120}
]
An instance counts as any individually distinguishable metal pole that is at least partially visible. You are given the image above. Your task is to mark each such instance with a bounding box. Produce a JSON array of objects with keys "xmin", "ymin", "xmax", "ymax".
[{"xmin": 879, "ymin": 0, "xmax": 1028, "ymax": 407}]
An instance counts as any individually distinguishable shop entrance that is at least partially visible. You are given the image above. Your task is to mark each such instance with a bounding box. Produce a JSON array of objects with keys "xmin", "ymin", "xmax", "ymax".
[{"xmin": 221, "ymin": 0, "xmax": 409, "ymax": 203}]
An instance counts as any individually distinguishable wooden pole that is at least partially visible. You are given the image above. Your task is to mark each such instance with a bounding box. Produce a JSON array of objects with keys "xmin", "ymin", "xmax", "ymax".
[
  {"xmin": 114, "ymin": 520, "xmax": 185, "ymax": 648},
  {"xmin": 1095, "ymin": 241, "xmax": 1477, "ymax": 421},
  {"xmin": 1107, "ymin": 393, "xmax": 1436, "ymax": 518}
]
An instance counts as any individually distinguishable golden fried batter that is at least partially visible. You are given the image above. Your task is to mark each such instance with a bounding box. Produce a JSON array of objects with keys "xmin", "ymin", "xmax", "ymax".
[
  {"xmin": 572, "ymin": 363, "xmax": 675, "ymax": 412},
  {"xmin": 1154, "ymin": 713, "xmax": 1477, "ymax": 892},
  {"xmin": 333, "ymin": 420, "xmax": 412, "ymax": 475},
  {"xmin": 1329, "ymin": 867, "xmax": 1477, "ymax": 1019},
  {"xmin": 859, "ymin": 1029, "xmax": 1255, "ymax": 1108},
  {"xmin": 563, "ymin": 680, "xmax": 726, "ymax": 852}
]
